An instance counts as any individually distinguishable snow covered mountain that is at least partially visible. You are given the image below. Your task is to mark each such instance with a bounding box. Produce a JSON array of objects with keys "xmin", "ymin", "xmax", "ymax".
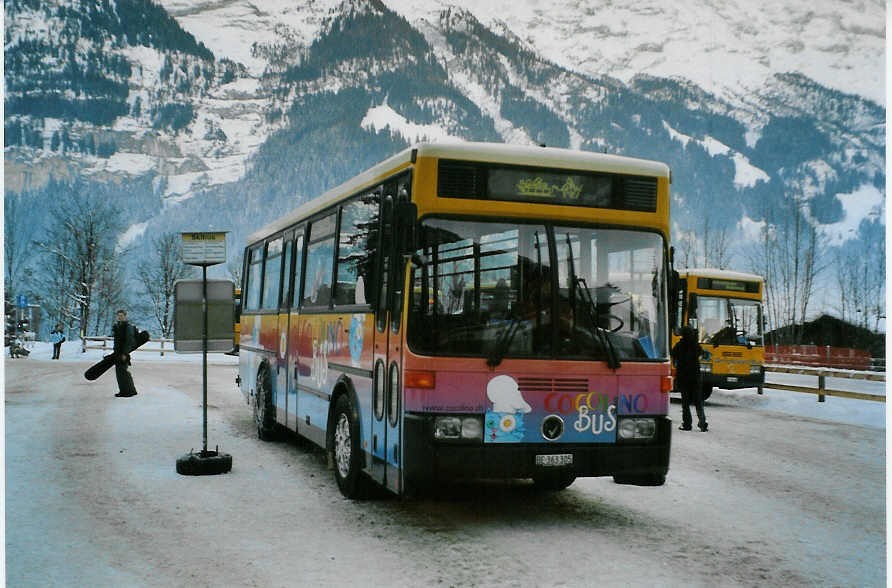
[
  {"xmin": 162, "ymin": 0, "xmax": 886, "ymax": 106},
  {"xmin": 4, "ymin": 0, "xmax": 885, "ymax": 323}
]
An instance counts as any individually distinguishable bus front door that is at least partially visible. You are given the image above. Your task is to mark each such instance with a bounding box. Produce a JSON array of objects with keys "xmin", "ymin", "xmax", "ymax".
[
  {"xmin": 369, "ymin": 184, "xmax": 406, "ymax": 494},
  {"xmin": 275, "ymin": 236, "xmax": 295, "ymax": 424}
]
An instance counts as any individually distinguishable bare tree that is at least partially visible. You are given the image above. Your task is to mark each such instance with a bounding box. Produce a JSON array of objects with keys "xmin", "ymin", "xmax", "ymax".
[
  {"xmin": 4, "ymin": 194, "xmax": 37, "ymax": 301},
  {"xmin": 835, "ymin": 241, "xmax": 885, "ymax": 330},
  {"xmin": 137, "ymin": 232, "xmax": 195, "ymax": 338},
  {"xmin": 701, "ymin": 216, "xmax": 731, "ymax": 270},
  {"xmin": 747, "ymin": 197, "xmax": 824, "ymax": 344},
  {"xmin": 93, "ymin": 256, "xmax": 127, "ymax": 336},
  {"xmin": 35, "ymin": 192, "xmax": 123, "ymax": 342},
  {"xmin": 226, "ymin": 252, "xmax": 243, "ymax": 288},
  {"xmin": 675, "ymin": 218, "xmax": 731, "ymax": 270}
]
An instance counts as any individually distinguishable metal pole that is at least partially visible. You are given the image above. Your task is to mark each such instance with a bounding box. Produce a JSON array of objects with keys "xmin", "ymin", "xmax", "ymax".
[{"xmin": 202, "ymin": 264, "xmax": 208, "ymax": 452}]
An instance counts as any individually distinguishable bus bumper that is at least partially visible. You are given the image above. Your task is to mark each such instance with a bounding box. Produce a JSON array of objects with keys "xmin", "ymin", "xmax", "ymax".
[
  {"xmin": 403, "ymin": 414, "xmax": 671, "ymax": 486},
  {"xmin": 704, "ymin": 370, "xmax": 764, "ymax": 390}
]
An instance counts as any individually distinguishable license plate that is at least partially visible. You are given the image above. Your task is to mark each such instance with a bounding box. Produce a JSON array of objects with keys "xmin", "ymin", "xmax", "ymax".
[
  {"xmin": 727, "ymin": 376, "xmax": 739, "ymax": 383},
  {"xmin": 535, "ymin": 454, "xmax": 573, "ymax": 467}
]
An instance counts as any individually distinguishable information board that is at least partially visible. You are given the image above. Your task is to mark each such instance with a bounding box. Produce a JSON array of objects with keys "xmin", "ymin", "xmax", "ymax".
[{"xmin": 182, "ymin": 232, "xmax": 228, "ymax": 266}]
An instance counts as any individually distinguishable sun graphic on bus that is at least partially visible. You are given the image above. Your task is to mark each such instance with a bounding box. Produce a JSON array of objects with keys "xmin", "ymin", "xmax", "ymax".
[{"xmin": 499, "ymin": 414, "xmax": 517, "ymax": 433}]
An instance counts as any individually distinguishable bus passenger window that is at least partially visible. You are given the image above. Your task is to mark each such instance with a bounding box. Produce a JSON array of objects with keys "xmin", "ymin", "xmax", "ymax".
[
  {"xmin": 261, "ymin": 237, "xmax": 283, "ymax": 310},
  {"xmin": 291, "ymin": 233, "xmax": 305, "ymax": 308},
  {"xmin": 304, "ymin": 215, "xmax": 336, "ymax": 308},
  {"xmin": 244, "ymin": 245, "xmax": 263, "ymax": 312},
  {"xmin": 335, "ymin": 198, "xmax": 378, "ymax": 307}
]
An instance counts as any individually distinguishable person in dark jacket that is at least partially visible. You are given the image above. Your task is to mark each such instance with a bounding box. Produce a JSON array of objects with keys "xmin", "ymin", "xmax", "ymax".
[
  {"xmin": 672, "ymin": 326, "xmax": 707, "ymax": 431},
  {"xmin": 111, "ymin": 309, "xmax": 138, "ymax": 398}
]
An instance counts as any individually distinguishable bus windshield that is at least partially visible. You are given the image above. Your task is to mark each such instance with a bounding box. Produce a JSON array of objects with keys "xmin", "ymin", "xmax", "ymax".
[
  {"xmin": 408, "ymin": 218, "xmax": 668, "ymax": 362},
  {"xmin": 695, "ymin": 296, "xmax": 763, "ymax": 346}
]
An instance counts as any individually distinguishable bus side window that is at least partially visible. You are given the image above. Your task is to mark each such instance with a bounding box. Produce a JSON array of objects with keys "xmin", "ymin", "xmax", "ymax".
[
  {"xmin": 304, "ymin": 214, "xmax": 337, "ymax": 308},
  {"xmin": 291, "ymin": 232, "xmax": 305, "ymax": 308},
  {"xmin": 335, "ymin": 196, "xmax": 378, "ymax": 308},
  {"xmin": 280, "ymin": 238, "xmax": 294, "ymax": 310},
  {"xmin": 244, "ymin": 245, "xmax": 263, "ymax": 312},
  {"xmin": 261, "ymin": 237, "xmax": 284, "ymax": 310}
]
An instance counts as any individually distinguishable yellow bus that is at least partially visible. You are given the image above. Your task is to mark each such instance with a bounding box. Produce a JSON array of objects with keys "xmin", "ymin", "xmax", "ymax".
[
  {"xmin": 673, "ymin": 268, "xmax": 765, "ymax": 398},
  {"xmin": 239, "ymin": 142, "xmax": 674, "ymax": 497}
]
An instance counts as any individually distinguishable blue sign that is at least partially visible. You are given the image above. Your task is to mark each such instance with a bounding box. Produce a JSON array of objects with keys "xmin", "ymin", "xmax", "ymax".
[{"xmin": 16, "ymin": 295, "xmax": 27, "ymax": 308}]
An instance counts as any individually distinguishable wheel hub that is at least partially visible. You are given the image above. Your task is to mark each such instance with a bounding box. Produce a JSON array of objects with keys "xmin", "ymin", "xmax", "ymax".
[{"xmin": 334, "ymin": 413, "xmax": 351, "ymax": 478}]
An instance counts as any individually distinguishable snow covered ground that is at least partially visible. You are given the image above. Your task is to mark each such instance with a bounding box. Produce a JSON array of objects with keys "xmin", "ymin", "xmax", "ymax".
[{"xmin": 4, "ymin": 344, "xmax": 886, "ymax": 586}]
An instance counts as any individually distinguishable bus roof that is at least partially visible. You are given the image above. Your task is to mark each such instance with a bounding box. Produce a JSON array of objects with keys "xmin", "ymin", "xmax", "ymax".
[
  {"xmin": 248, "ymin": 142, "xmax": 671, "ymax": 244},
  {"xmin": 679, "ymin": 268, "xmax": 764, "ymax": 283}
]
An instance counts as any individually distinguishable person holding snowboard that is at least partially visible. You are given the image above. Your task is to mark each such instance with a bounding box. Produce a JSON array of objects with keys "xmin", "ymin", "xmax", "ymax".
[{"xmin": 111, "ymin": 309, "xmax": 138, "ymax": 398}]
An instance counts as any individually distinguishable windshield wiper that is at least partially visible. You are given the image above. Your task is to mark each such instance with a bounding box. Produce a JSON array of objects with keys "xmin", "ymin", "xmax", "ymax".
[
  {"xmin": 576, "ymin": 277, "xmax": 621, "ymax": 370},
  {"xmin": 487, "ymin": 316, "xmax": 523, "ymax": 368},
  {"xmin": 562, "ymin": 233, "xmax": 620, "ymax": 369}
]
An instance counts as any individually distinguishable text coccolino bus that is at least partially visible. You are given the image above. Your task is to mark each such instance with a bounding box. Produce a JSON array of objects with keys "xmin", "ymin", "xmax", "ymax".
[{"xmin": 238, "ymin": 142, "xmax": 674, "ymax": 498}]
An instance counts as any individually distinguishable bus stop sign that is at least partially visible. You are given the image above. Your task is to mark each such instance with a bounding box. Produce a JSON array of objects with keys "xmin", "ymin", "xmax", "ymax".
[{"xmin": 181, "ymin": 232, "xmax": 227, "ymax": 266}]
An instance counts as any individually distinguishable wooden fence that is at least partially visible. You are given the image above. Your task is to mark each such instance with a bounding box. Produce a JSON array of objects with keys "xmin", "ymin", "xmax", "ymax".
[
  {"xmin": 764, "ymin": 364, "xmax": 885, "ymax": 403},
  {"xmin": 82, "ymin": 336, "xmax": 175, "ymax": 356}
]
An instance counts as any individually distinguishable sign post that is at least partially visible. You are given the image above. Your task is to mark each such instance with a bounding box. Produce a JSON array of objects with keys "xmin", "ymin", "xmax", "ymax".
[{"xmin": 175, "ymin": 231, "xmax": 233, "ymax": 476}]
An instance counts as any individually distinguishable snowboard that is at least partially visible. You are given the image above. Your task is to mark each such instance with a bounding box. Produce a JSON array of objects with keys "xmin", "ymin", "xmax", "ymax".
[{"xmin": 84, "ymin": 330, "xmax": 150, "ymax": 381}]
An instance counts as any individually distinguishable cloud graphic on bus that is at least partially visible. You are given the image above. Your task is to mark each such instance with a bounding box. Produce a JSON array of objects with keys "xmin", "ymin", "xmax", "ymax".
[
  {"xmin": 486, "ymin": 375, "xmax": 531, "ymax": 413},
  {"xmin": 485, "ymin": 375, "xmax": 531, "ymax": 443}
]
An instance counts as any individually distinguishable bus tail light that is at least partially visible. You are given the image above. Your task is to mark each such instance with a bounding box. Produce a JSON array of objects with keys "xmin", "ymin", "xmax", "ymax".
[
  {"xmin": 405, "ymin": 370, "xmax": 436, "ymax": 389},
  {"xmin": 660, "ymin": 376, "xmax": 673, "ymax": 393}
]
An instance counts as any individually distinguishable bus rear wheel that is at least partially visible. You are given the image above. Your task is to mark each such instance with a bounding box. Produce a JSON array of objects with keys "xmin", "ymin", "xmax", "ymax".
[
  {"xmin": 332, "ymin": 395, "xmax": 364, "ymax": 499},
  {"xmin": 254, "ymin": 367, "xmax": 276, "ymax": 441}
]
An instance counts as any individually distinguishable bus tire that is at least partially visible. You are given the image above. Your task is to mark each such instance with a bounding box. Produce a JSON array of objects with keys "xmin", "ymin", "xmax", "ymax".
[
  {"xmin": 254, "ymin": 367, "xmax": 276, "ymax": 441},
  {"xmin": 532, "ymin": 471, "xmax": 576, "ymax": 491},
  {"xmin": 613, "ymin": 473, "xmax": 666, "ymax": 486},
  {"xmin": 331, "ymin": 395, "xmax": 365, "ymax": 499}
]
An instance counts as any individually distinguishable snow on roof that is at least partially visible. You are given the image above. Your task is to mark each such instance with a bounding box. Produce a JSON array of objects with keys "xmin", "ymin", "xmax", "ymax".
[{"xmin": 679, "ymin": 268, "xmax": 764, "ymax": 282}]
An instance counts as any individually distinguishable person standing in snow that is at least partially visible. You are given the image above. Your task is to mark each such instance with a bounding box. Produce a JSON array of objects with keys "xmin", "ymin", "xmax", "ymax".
[
  {"xmin": 50, "ymin": 323, "xmax": 65, "ymax": 360},
  {"xmin": 111, "ymin": 309, "xmax": 138, "ymax": 398},
  {"xmin": 672, "ymin": 326, "xmax": 707, "ymax": 432}
]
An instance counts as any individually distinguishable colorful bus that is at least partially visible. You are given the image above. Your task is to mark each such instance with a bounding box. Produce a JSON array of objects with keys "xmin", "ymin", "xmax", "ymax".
[
  {"xmin": 673, "ymin": 268, "xmax": 765, "ymax": 398},
  {"xmin": 238, "ymin": 142, "xmax": 674, "ymax": 497}
]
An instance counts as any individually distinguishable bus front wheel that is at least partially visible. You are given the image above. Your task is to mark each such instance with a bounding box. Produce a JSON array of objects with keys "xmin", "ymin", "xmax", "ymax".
[
  {"xmin": 332, "ymin": 395, "xmax": 364, "ymax": 499},
  {"xmin": 254, "ymin": 367, "xmax": 276, "ymax": 441}
]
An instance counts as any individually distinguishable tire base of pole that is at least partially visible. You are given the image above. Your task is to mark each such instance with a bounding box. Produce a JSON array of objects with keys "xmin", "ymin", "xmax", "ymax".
[{"xmin": 176, "ymin": 448, "xmax": 232, "ymax": 476}]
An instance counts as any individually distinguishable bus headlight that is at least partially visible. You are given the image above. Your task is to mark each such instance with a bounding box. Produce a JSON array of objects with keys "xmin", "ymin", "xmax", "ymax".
[
  {"xmin": 749, "ymin": 364, "xmax": 762, "ymax": 375},
  {"xmin": 618, "ymin": 418, "xmax": 656, "ymax": 440},
  {"xmin": 434, "ymin": 416, "xmax": 483, "ymax": 441},
  {"xmin": 700, "ymin": 363, "xmax": 712, "ymax": 373}
]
